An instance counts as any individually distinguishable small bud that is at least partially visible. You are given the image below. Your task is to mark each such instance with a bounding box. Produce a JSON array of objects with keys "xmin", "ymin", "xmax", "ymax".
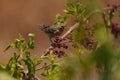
[
  {"xmin": 44, "ymin": 63, "xmax": 47, "ymax": 66},
  {"xmin": 62, "ymin": 44, "xmax": 68, "ymax": 49},
  {"xmin": 28, "ymin": 33, "xmax": 35, "ymax": 37},
  {"xmin": 53, "ymin": 50, "xmax": 58, "ymax": 55},
  {"xmin": 49, "ymin": 47, "xmax": 54, "ymax": 50},
  {"xmin": 59, "ymin": 50, "xmax": 65, "ymax": 55},
  {"xmin": 111, "ymin": 23, "xmax": 120, "ymax": 38}
]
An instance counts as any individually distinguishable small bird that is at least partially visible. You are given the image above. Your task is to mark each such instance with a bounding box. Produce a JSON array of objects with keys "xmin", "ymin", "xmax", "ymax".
[{"xmin": 39, "ymin": 23, "xmax": 65, "ymax": 42}]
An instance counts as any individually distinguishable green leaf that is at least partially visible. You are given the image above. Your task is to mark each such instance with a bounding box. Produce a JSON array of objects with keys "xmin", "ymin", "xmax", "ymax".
[
  {"xmin": 56, "ymin": 14, "xmax": 62, "ymax": 20},
  {"xmin": 54, "ymin": 14, "xmax": 64, "ymax": 25},
  {"xmin": 65, "ymin": 3, "xmax": 76, "ymax": 15},
  {"xmin": 28, "ymin": 39, "xmax": 34, "ymax": 49},
  {"xmin": 6, "ymin": 53, "xmax": 23, "ymax": 79},
  {"xmin": 25, "ymin": 51, "xmax": 30, "ymax": 57},
  {"xmin": 65, "ymin": 7, "xmax": 76, "ymax": 15},
  {"xmin": 66, "ymin": 3, "xmax": 74, "ymax": 9},
  {"xmin": 41, "ymin": 56, "xmax": 49, "ymax": 60},
  {"xmin": 28, "ymin": 33, "xmax": 35, "ymax": 49},
  {"xmin": 64, "ymin": 15, "xmax": 69, "ymax": 21},
  {"xmin": 36, "ymin": 58, "xmax": 43, "ymax": 65},
  {"xmin": 23, "ymin": 58, "xmax": 35, "ymax": 78},
  {"xmin": 109, "ymin": 9, "xmax": 114, "ymax": 21},
  {"xmin": 108, "ymin": 9, "xmax": 115, "ymax": 26},
  {"xmin": 51, "ymin": 64, "xmax": 58, "ymax": 71},
  {"xmin": 4, "ymin": 45, "xmax": 11, "ymax": 52},
  {"xmin": 0, "ymin": 65, "xmax": 5, "ymax": 71},
  {"xmin": 44, "ymin": 65, "xmax": 50, "ymax": 70},
  {"xmin": 76, "ymin": 3, "xmax": 81, "ymax": 10},
  {"xmin": 41, "ymin": 72, "xmax": 48, "ymax": 77},
  {"xmin": 0, "ymin": 72, "xmax": 16, "ymax": 80}
]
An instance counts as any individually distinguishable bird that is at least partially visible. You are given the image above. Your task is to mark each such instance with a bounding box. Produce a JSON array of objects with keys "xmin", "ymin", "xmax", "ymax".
[{"xmin": 39, "ymin": 23, "xmax": 65, "ymax": 43}]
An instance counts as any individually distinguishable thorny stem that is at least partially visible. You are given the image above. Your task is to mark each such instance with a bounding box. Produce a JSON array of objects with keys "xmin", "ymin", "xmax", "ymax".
[{"xmin": 41, "ymin": 5, "xmax": 120, "ymax": 56}]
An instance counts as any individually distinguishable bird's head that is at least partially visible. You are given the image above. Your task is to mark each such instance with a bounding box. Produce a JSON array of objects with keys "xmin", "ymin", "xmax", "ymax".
[{"xmin": 39, "ymin": 24, "xmax": 49, "ymax": 31}]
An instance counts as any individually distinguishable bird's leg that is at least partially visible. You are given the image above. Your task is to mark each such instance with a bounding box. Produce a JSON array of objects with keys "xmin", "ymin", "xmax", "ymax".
[
  {"xmin": 48, "ymin": 37, "xmax": 54, "ymax": 45},
  {"xmin": 49, "ymin": 37, "xmax": 57, "ymax": 48},
  {"xmin": 49, "ymin": 37, "xmax": 53, "ymax": 43}
]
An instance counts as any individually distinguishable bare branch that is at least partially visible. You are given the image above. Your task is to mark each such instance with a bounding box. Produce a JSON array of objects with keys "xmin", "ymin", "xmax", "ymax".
[{"xmin": 61, "ymin": 23, "xmax": 79, "ymax": 39}]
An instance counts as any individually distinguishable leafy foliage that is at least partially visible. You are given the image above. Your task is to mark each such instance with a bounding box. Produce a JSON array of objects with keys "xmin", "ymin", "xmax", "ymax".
[{"xmin": 4, "ymin": 33, "xmax": 42, "ymax": 79}]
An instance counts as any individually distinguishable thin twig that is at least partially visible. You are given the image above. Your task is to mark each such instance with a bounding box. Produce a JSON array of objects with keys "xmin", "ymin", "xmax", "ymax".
[{"xmin": 35, "ymin": 63, "xmax": 52, "ymax": 71}]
